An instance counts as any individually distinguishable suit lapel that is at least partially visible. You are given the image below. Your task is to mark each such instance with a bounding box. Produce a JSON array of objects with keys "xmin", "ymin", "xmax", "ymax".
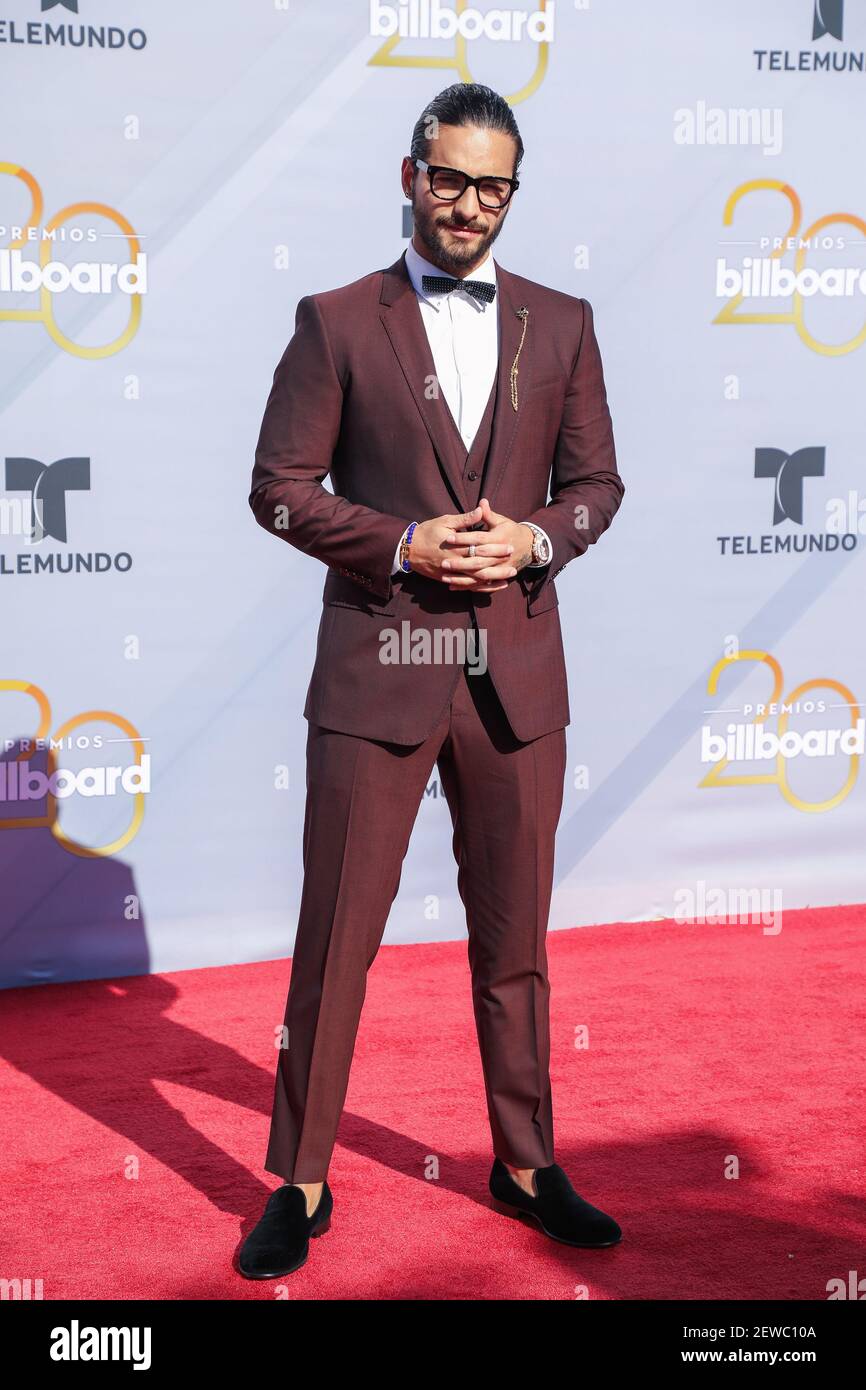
[
  {"xmin": 378, "ymin": 251, "xmax": 535, "ymax": 513},
  {"xmin": 379, "ymin": 252, "xmax": 470, "ymax": 511},
  {"xmin": 482, "ymin": 260, "xmax": 535, "ymax": 512}
]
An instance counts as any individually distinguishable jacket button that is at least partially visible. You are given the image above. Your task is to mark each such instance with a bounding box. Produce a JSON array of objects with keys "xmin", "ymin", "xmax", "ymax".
[{"xmin": 467, "ymin": 470, "xmax": 478, "ymax": 481}]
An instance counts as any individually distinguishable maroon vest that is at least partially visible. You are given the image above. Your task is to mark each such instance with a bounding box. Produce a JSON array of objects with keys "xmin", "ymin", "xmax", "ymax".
[{"xmin": 432, "ymin": 370, "xmax": 499, "ymax": 510}]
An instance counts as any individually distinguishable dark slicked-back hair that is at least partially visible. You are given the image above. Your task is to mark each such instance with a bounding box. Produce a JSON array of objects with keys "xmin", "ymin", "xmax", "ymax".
[{"xmin": 409, "ymin": 83, "xmax": 524, "ymax": 175}]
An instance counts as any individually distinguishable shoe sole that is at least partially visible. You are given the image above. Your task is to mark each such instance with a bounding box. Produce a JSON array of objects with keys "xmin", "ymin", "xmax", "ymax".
[
  {"xmin": 238, "ymin": 1215, "xmax": 331, "ymax": 1280},
  {"xmin": 491, "ymin": 1197, "xmax": 621, "ymax": 1249}
]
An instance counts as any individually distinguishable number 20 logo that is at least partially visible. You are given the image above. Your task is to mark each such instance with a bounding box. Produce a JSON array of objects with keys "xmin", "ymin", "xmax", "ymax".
[
  {"xmin": 714, "ymin": 179, "xmax": 866, "ymax": 356},
  {"xmin": 0, "ymin": 679, "xmax": 146, "ymax": 858},
  {"xmin": 700, "ymin": 651, "xmax": 861, "ymax": 813}
]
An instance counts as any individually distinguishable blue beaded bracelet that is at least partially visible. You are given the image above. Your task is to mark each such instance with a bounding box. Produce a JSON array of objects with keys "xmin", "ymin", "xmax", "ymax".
[{"xmin": 400, "ymin": 520, "xmax": 418, "ymax": 573}]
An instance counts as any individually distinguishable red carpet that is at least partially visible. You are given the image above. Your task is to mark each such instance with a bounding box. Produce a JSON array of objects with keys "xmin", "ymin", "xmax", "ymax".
[{"xmin": 1, "ymin": 905, "xmax": 864, "ymax": 1300}]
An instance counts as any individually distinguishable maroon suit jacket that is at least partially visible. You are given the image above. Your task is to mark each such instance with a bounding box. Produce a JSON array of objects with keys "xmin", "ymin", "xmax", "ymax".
[{"xmin": 249, "ymin": 250, "xmax": 624, "ymax": 744}]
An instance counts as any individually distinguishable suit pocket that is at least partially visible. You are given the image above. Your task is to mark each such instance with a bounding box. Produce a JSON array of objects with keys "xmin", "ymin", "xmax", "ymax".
[
  {"xmin": 527, "ymin": 580, "xmax": 559, "ymax": 615},
  {"xmin": 323, "ymin": 570, "xmax": 397, "ymax": 616},
  {"xmin": 526, "ymin": 373, "xmax": 565, "ymax": 398}
]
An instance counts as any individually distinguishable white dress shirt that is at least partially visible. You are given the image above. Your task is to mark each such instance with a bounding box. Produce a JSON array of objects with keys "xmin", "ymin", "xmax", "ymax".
[{"xmin": 392, "ymin": 240, "xmax": 552, "ymax": 573}]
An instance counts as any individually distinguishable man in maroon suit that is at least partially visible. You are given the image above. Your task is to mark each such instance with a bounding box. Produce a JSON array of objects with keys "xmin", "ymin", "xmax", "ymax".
[{"xmin": 239, "ymin": 83, "xmax": 625, "ymax": 1279}]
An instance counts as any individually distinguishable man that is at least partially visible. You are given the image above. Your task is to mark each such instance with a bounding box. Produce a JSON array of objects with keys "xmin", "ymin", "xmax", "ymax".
[{"xmin": 239, "ymin": 83, "xmax": 625, "ymax": 1280}]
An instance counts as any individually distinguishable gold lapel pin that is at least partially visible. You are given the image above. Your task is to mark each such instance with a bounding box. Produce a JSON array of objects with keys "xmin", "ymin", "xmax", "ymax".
[{"xmin": 510, "ymin": 306, "xmax": 529, "ymax": 411}]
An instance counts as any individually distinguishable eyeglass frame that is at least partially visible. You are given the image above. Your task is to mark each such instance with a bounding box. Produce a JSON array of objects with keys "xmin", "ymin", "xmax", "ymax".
[{"xmin": 412, "ymin": 158, "xmax": 520, "ymax": 210}]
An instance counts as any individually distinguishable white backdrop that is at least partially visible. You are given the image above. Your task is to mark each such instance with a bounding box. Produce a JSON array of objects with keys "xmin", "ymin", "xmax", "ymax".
[{"xmin": 2, "ymin": 0, "xmax": 864, "ymax": 987}]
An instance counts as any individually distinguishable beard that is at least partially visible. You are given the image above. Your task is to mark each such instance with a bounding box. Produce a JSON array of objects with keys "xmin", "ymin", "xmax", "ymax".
[{"xmin": 411, "ymin": 188, "xmax": 507, "ymax": 276}]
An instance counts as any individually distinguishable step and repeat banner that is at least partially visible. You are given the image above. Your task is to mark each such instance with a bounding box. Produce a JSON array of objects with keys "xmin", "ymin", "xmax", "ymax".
[{"xmin": 2, "ymin": 0, "xmax": 864, "ymax": 987}]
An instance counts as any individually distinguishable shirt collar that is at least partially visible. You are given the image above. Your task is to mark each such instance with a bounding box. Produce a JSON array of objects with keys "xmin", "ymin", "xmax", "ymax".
[{"xmin": 404, "ymin": 239, "xmax": 496, "ymax": 313}]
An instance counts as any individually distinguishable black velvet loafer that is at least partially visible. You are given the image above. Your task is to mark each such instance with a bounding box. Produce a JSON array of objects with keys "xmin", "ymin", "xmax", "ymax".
[
  {"xmin": 238, "ymin": 1181, "xmax": 333, "ymax": 1279},
  {"xmin": 489, "ymin": 1158, "xmax": 622, "ymax": 1248}
]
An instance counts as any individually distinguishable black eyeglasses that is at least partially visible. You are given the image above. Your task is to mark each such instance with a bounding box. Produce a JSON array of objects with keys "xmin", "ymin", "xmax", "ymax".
[{"xmin": 413, "ymin": 159, "xmax": 519, "ymax": 210}]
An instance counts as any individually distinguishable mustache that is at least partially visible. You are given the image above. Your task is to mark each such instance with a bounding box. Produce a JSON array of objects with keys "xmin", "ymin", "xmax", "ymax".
[{"xmin": 439, "ymin": 219, "xmax": 487, "ymax": 233}]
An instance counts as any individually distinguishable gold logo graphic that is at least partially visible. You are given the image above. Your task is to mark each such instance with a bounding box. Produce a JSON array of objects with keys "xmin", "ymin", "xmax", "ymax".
[
  {"xmin": 0, "ymin": 162, "xmax": 142, "ymax": 359},
  {"xmin": 714, "ymin": 179, "xmax": 866, "ymax": 356},
  {"xmin": 700, "ymin": 650, "xmax": 861, "ymax": 813},
  {"xmin": 0, "ymin": 679, "xmax": 146, "ymax": 857},
  {"xmin": 368, "ymin": 0, "xmax": 552, "ymax": 105}
]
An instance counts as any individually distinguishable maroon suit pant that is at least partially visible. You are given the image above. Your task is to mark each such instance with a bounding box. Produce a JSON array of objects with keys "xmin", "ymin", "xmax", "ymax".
[{"xmin": 264, "ymin": 660, "xmax": 567, "ymax": 1182}]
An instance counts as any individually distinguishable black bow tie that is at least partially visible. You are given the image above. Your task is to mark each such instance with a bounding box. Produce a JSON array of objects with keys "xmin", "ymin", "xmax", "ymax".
[{"xmin": 421, "ymin": 274, "xmax": 496, "ymax": 305}]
